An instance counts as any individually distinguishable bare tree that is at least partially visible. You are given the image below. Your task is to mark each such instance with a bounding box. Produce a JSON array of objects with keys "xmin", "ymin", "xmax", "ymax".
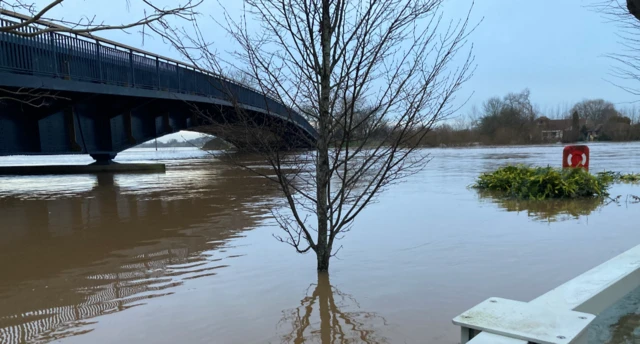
[
  {"xmin": 0, "ymin": 86, "xmax": 68, "ymax": 107},
  {"xmin": 570, "ymin": 99, "xmax": 619, "ymax": 124},
  {"xmin": 591, "ymin": 1, "xmax": 640, "ymax": 96},
  {"xmin": 620, "ymin": 104, "xmax": 640, "ymax": 123},
  {"xmin": 544, "ymin": 102, "xmax": 572, "ymax": 120},
  {"xmin": 466, "ymin": 104, "xmax": 482, "ymax": 128},
  {"xmin": 476, "ymin": 89, "xmax": 538, "ymax": 144},
  {"xmin": 160, "ymin": 0, "xmax": 476, "ymax": 271}
]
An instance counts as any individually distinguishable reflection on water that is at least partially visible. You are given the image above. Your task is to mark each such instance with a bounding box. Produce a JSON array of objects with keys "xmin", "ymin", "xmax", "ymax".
[
  {"xmin": 0, "ymin": 160, "xmax": 281, "ymax": 343},
  {"xmin": 278, "ymin": 273, "xmax": 388, "ymax": 344},
  {"xmin": 588, "ymin": 286, "xmax": 640, "ymax": 344},
  {"xmin": 606, "ymin": 313, "xmax": 640, "ymax": 344},
  {"xmin": 476, "ymin": 190, "xmax": 605, "ymax": 222},
  {"xmin": 1, "ymin": 144, "xmax": 640, "ymax": 344}
]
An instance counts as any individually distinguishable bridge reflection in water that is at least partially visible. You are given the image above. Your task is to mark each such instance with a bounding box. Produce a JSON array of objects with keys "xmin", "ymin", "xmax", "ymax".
[{"xmin": 0, "ymin": 159, "xmax": 281, "ymax": 343}]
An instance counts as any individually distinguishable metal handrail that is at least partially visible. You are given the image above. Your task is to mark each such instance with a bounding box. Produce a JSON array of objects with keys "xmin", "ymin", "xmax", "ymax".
[
  {"xmin": 0, "ymin": 9, "xmax": 317, "ymax": 137},
  {"xmin": 0, "ymin": 9, "xmax": 198, "ymax": 70},
  {"xmin": 0, "ymin": 9, "xmax": 305, "ymax": 125}
]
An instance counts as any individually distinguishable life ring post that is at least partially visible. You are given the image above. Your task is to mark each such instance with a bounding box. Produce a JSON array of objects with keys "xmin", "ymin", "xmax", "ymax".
[{"xmin": 563, "ymin": 145, "xmax": 590, "ymax": 171}]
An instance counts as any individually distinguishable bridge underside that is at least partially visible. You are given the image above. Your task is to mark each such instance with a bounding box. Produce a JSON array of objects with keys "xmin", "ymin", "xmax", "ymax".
[
  {"xmin": 0, "ymin": 85, "xmax": 314, "ymax": 162},
  {"xmin": 0, "ymin": 12, "xmax": 316, "ymax": 160}
]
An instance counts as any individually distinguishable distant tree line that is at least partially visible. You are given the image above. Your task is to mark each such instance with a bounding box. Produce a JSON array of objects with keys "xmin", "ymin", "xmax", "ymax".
[
  {"xmin": 292, "ymin": 88, "xmax": 640, "ymax": 148},
  {"xmin": 404, "ymin": 0, "xmax": 640, "ymax": 148},
  {"xmin": 406, "ymin": 89, "xmax": 640, "ymax": 147},
  {"xmin": 136, "ymin": 90, "xmax": 640, "ymax": 150}
]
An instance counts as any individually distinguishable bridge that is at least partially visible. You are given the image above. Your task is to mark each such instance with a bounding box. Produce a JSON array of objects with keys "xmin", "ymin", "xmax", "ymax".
[{"xmin": 0, "ymin": 10, "xmax": 317, "ymax": 163}]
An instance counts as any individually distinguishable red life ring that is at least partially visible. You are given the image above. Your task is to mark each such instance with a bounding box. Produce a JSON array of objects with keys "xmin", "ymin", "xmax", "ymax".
[{"xmin": 563, "ymin": 145, "xmax": 590, "ymax": 170}]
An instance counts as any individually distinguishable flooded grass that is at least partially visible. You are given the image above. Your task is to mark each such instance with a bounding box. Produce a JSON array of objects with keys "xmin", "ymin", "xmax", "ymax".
[
  {"xmin": 473, "ymin": 165, "xmax": 612, "ymax": 200},
  {"xmin": 620, "ymin": 174, "xmax": 640, "ymax": 183},
  {"xmin": 597, "ymin": 171, "xmax": 640, "ymax": 184}
]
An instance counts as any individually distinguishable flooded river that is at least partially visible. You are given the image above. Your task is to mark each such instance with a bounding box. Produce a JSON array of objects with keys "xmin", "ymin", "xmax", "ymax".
[{"xmin": 1, "ymin": 143, "xmax": 640, "ymax": 344}]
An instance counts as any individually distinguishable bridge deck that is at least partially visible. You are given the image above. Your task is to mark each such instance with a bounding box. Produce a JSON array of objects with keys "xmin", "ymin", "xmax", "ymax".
[{"xmin": 0, "ymin": 10, "xmax": 316, "ymax": 158}]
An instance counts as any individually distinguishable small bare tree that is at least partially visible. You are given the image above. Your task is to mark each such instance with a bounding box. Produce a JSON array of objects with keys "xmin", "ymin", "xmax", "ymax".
[{"xmin": 160, "ymin": 0, "xmax": 476, "ymax": 271}]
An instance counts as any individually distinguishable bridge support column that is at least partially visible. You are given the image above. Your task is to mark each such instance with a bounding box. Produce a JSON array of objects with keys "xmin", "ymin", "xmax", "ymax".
[{"xmin": 90, "ymin": 153, "xmax": 117, "ymax": 165}]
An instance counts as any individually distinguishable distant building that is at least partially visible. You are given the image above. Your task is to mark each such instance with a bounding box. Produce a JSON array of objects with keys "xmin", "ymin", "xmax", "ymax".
[
  {"xmin": 535, "ymin": 116, "xmax": 588, "ymax": 141},
  {"xmin": 586, "ymin": 124, "xmax": 603, "ymax": 141}
]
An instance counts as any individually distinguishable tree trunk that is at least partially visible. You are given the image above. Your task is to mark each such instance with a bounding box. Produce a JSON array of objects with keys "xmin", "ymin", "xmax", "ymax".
[
  {"xmin": 572, "ymin": 111, "xmax": 580, "ymax": 142},
  {"xmin": 629, "ymin": 0, "xmax": 640, "ymax": 21},
  {"xmin": 315, "ymin": 0, "xmax": 332, "ymax": 272},
  {"xmin": 316, "ymin": 247, "xmax": 331, "ymax": 271}
]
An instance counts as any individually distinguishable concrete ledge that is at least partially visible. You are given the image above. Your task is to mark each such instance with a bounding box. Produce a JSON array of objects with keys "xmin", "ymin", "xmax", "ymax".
[{"xmin": 0, "ymin": 163, "xmax": 166, "ymax": 175}]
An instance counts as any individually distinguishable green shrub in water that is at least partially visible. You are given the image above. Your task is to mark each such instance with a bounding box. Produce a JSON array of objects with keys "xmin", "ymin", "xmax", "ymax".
[
  {"xmin": 621, "ymin": 174, "xmax": 640, "ymax": 183},
  {"xmin": 474, "ymin": 165, "xmax": 613, "ymax": 200},
  {"xmin": 595, "ymin": 171, "xmax": 640, "ymax": 184}
]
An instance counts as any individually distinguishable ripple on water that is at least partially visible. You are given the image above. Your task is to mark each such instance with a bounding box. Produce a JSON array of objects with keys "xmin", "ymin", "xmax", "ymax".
[{"xmin": 1, "ymin": 145, "xmax": 640, "ymax": 344}]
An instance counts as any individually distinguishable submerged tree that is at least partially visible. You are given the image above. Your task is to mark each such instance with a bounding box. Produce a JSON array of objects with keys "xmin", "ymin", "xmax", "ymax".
[{"xmin": 160, "ymin": 0, "xmax": 476, "ymax": 271}]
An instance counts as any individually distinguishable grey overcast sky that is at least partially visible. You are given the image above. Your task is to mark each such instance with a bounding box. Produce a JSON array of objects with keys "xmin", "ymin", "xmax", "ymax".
[{"xmin": 30, "ymin": 0, "xmax": 634, "ymax": 137}]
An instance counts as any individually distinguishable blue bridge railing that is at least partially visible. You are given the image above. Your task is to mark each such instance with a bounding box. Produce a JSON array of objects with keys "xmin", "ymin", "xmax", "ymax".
[{"xmin": 0, "ymin": 10, "xmax": 316, "ymax": 137}]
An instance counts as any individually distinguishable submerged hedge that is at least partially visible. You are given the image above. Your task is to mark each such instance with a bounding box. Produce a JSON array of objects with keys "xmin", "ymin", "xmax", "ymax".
[
  {"xmin": 597, "ymin": 171, "xmax": 640, "ymax": 184},
  {"xmin": 474, "ymin": 166, "xmax": 613, "ymax": 200}
]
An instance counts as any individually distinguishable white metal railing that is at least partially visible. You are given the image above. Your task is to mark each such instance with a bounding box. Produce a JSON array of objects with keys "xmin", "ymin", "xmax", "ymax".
[{"xmin": 453, "ymin": 244, "xmax": 640, "ymax": 344}]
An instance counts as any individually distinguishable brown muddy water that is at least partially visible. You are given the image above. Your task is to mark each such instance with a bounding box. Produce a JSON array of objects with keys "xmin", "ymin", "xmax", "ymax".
[{"xmin": 1, "ymin": 143, "xmax": 640, "ymax": 344}]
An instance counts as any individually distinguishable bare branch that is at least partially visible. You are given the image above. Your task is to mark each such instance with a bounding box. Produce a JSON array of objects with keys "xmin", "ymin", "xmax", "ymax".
[
  {"xmin": 156, "ymin": 0, "xmax": 477, "ymax": 271},
  {"xmin": 0, "ymin": 1, "xmax": 201, "ymax": 37},
  {"xmin": 0, "ymin": 1, "xmax": 202, "ymax": 106},
  {"xmin": 0, "ymin": 87, "xmax": 69, "ymax": 107},
  {"xmin": 591, "ymin": 0, "xmax": 640, "ymax": 95}
]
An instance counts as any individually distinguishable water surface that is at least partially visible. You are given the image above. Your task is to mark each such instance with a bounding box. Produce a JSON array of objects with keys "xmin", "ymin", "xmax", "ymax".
[{"xmin": 1, "ymin": 143, "xmax": 639, "ymax": 343}]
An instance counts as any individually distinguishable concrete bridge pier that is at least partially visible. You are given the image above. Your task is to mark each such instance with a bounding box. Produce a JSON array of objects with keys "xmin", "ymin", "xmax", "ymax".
[
  {"xmin": 0, "ymin": 9, "xmax": 318, "ymax": 173},
  {"xmin": 90, "ymin": 153, "xmax": 118, "ymax": 165}
]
